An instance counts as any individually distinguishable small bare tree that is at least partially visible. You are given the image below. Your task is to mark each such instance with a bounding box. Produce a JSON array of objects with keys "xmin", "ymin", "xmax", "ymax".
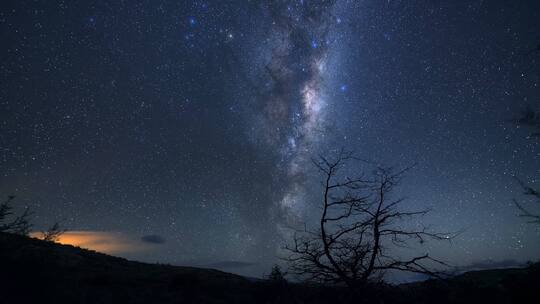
[
  {"xmin": 283, "ymin": 151, "xmax": 451, "ymax": 290},
  {"xmin": 0, "ymin": 195, "xmax": 32, "ymax": 235},
  {"xmin": 41, "ymin": 221, "xmax": 66, "ymax": 242}
]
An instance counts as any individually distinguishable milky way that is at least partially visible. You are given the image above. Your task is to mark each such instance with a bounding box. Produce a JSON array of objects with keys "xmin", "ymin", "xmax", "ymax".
[{"xmin": 251, "ymin": 1, "xmax": 337, "ymax": 227}]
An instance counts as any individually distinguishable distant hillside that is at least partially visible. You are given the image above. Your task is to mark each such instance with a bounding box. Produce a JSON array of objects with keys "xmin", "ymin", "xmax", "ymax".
[
  {"xmin": 0, "ymin": 232, "xmax": 344, "ymax": 303},
  {"xmin": 397, "ymin": 262, "xmax": 540, "ymax": 304},
  {"xmin": 0, "ymin": 232, "xmax": 257, "ymax": 303},
  {"xmin": 1, "ymin": 232, "xmax": 538, "ymax": 304}
]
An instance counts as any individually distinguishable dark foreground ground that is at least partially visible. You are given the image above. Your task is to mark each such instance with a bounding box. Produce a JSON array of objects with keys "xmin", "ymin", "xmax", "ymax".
[{"xmin": 1, "ymin": 232, "xmax": 539, "ymax": 304}]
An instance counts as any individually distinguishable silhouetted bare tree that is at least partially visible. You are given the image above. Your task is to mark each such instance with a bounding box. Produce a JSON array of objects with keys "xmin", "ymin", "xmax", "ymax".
[
  {"xmin": 283, "ymin": 150, "xmax": 451, "ymax": 291},
  {"xmin": 41, "ymin": 221, "xmax": 66, "ymax": 242},
  {"xmin": 512, "ymin": 106, "xmax": 540, "ymax": 224},
  {"xmin": 0, "ymin": 195, "xmax": 32, "ymax": 235},
  {"xmin": 513, "ymin": 178, "xmax": 540, "ymax": 224}
]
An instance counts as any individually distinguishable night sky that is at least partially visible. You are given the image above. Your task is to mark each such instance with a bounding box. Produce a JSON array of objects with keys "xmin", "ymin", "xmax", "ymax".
[{"xmin": 1, "ymin": 1, "xmax": 539, "ymax": 279}]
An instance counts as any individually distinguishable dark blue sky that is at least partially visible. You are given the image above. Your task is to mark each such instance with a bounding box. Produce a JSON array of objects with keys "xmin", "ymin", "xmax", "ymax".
[{"xmin": 1, "ymin": 1, "xmax": 539, "ymax": 279}]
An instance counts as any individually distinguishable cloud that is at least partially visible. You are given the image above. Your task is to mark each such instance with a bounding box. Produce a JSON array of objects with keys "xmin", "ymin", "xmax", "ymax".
[
  {"xmin": 141, "ymin": 234, "xmax": 166, "ymax": 244},
  {"xmin": 206, "ymin": 261, "xmax": 257, "ymax": 269},
  {"xmin": 454, "ymin": 259, "xmax": 524, "ymax": 273},
  {"xmin": 30, "ymin": 230, "xmax": 152, "ymax": 255}
]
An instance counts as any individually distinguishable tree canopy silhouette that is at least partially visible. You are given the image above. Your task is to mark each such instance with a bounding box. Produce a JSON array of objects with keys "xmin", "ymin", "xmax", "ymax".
[{"xmin": 283, "ymin": 150, "xmax": 452, "ymax": 291}]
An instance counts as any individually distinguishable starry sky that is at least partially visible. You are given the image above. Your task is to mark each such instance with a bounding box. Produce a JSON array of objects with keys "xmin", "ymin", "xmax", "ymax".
[{"xmin": 1, "ymin": 1, "xmax": 539, "ymax": 279}]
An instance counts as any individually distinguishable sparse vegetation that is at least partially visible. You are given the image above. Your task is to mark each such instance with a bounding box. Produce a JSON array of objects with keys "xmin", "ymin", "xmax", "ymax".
[
  {"xmin": 0, "ymin": 195, "xmax": 32, "ymax": 235},
  {"xmin": 267, "ymin": 264, "xmax": 287, "ymax": 282},
  {"xmin": 41, "ymin": 221, "xmax": 66, "ymax": 242},
  {"xmin": 283, "ymin": 151, "xmax": 452, "ymax": 293}
]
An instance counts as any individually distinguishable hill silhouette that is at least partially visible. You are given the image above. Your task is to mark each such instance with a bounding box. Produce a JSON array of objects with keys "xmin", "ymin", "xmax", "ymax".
[{"xmin": 1, "ymin": 232, "xmax": 538, "ymax": 303}]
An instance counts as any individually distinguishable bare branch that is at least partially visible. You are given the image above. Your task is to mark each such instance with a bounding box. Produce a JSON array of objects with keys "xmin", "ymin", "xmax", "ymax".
[
  {"xmin": 283, "ymin": 152, "xmax": 450, "ymax": 291},
  {"xmin": 512, "ymin": 177, "xmax": 540, "ymax": 224}
]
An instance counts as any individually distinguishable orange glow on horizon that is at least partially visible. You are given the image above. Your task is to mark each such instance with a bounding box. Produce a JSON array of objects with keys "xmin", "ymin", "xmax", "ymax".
[{"xmin": 30, "ymin": 230, "xmax": 149, "ymax": 255}]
